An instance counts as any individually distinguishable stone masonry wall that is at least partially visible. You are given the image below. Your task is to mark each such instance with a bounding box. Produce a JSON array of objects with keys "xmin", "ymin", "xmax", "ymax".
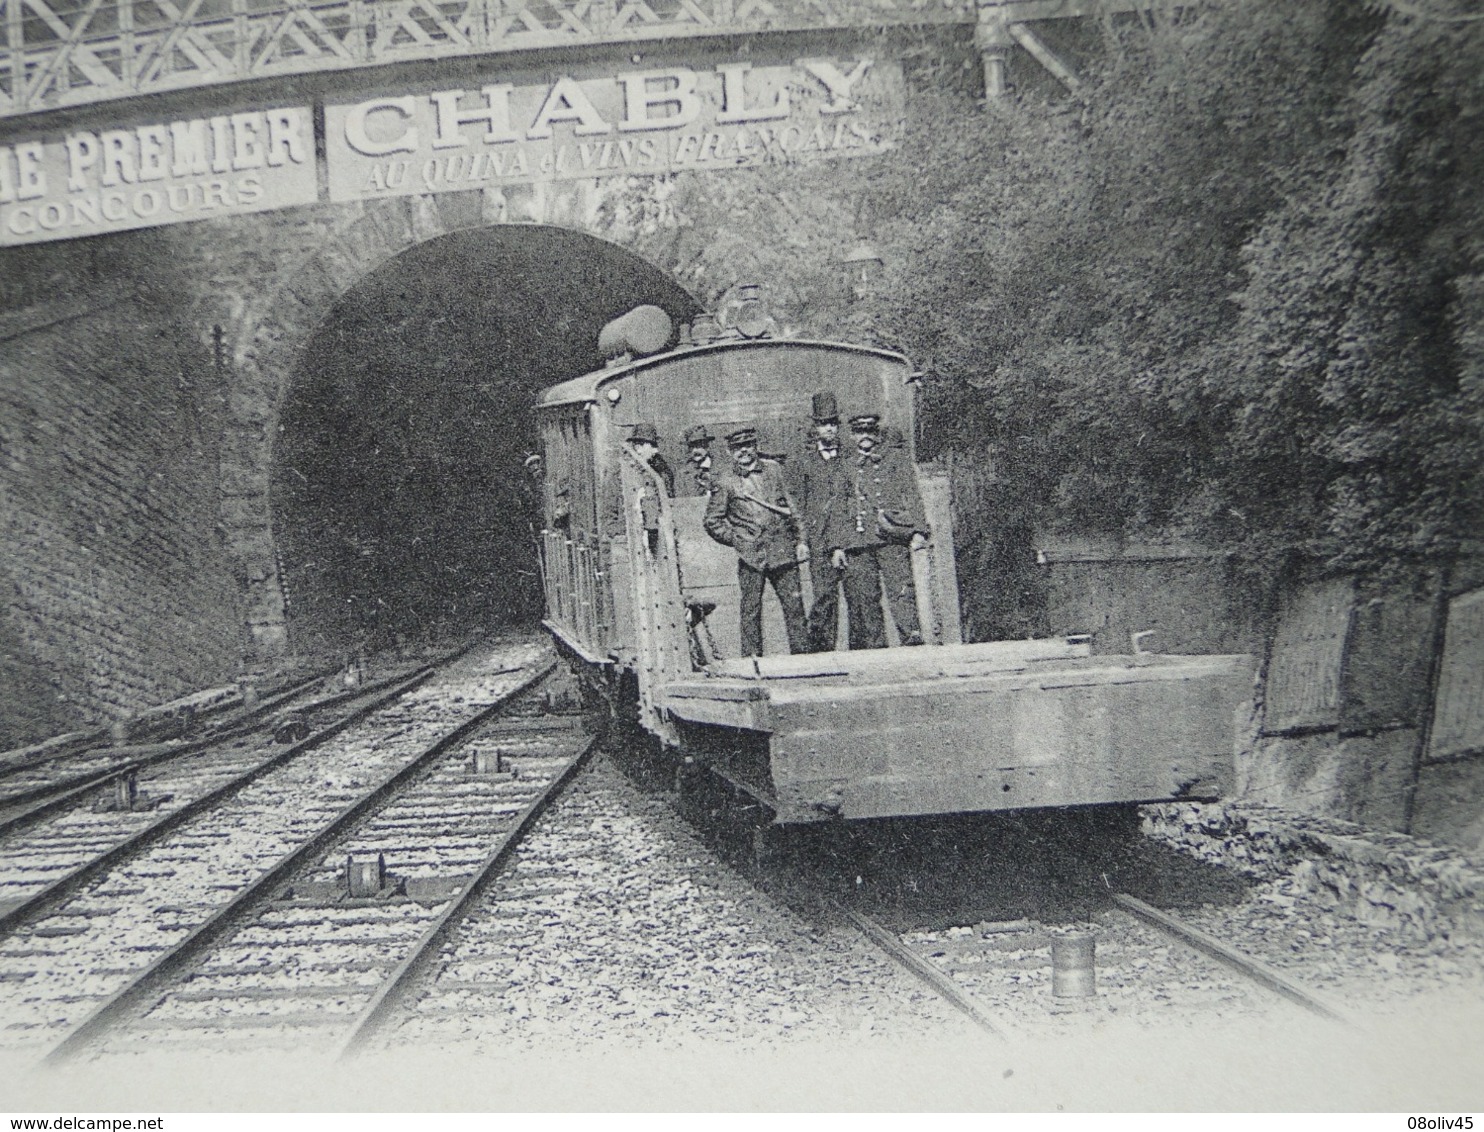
[
  {"xmin": 147, "ymin": 182, "xmax": 700, "ymax": 655},
  {"xmin": 1144, "ymin": 802, "xmax": 1484, "ymax": 941},
  {"xmin": 149, "ymin": 192, "xmax": 529, "ymax": 653},
  {"xmin": 0, "ymin": 282, "xmax": 243, "ymax": 747}
]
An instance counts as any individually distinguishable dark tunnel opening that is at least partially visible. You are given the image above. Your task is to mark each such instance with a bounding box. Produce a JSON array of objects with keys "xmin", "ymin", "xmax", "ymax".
[{"xmin": 272, "ymin": 224, "xmax": 702, "ymax": 655}]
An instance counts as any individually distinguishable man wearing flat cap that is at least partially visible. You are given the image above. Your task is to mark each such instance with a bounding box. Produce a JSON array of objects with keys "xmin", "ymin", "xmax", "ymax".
[
  {"xmin": 793, "ymin": 391, "xmax": 849, "ymax": 652},
  {"xmin": 826, "ymin": 408, "xmax": 930, "ymax": 649},
  {"xmin": 704, "ymin": 423, "xmax": 809, "ymax": 657},
  {"xmin": 684, "ymin": 424, "xmax": 717, "ymax": 496},
  {"xmin": 627, "ymin": 422, "xmax": 675, "ymax": 497}
]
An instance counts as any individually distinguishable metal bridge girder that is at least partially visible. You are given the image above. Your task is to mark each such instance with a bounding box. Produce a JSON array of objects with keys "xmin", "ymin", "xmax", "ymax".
[
  {"xmin": 1, "ymin": 0, "xmax": 981, "ymax": 119},
  {"xmin": 0, "ymin": 0, "xmax": 1172, "ymax": 123}
]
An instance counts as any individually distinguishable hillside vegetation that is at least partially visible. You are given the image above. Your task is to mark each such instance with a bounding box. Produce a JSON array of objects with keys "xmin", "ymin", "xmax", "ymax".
[
  {"xmin": 610, "ymin": 0, "xmax": 1483, "ymax": 636},
  {"xmin": 875, "ymin": 0, "xmax": 1483, "ymax": 577}
]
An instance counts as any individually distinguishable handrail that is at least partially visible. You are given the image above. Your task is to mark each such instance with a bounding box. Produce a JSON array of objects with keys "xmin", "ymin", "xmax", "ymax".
[{"xmin": 617, "ymin": 445, "xmax": 691, "ymax": 744}]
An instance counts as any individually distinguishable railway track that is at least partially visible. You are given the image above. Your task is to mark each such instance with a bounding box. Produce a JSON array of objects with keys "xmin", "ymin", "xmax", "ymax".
[
  {"xmin": 0, "ymin": 655, "xmax": 457, "ymax": 842},
  {"xmin": 0, "ymin": 659, "xmax": 1374, "ymax": 1060},
  {"xmin": 340, "ymin": 754, "xmax": 962, "ymax": 1052},
  {"xmin": 835, "ymin": 890, "xmax": 1356, "ymax": 1041},
  {"xmin": 0, "ymin": 666, "xmax": 336, "ymax": 782},
  {"xmin": 651, "ymin": 766, "xmax": 1362, "ymax": 1042},
  {"xmin": 0, "ymin": 656, "xmax": 447, "ymax": 831},
  {"xmin": 0, "ymin": 652, "xmax": 482, "ymax": 938},
  {"xmin": 0, "ymin": 638, "xmax": 553, "ymax": 1059},
  {"xmin": 5, "ymin": 671, "xmax": 965, "ymax": 1059},
  {"xmin": 46, "ymin": 669, "xmax": 593, "ymax": 1061}
]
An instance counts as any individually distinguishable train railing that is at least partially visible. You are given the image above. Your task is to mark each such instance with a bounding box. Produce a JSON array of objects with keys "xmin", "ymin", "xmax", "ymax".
[
  {"xmin": 617, "ymin": 446, "xmax": 690, "ymax": 746},
  {"xmin": 539, "ymin": 526, "xmax": 609, "ymax": 659}
]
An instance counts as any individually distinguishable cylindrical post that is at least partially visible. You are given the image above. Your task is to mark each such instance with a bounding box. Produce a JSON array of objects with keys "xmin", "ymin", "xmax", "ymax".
[
  {"xmin": 981, "ymin": 48, "xmax": 1008, "ymax": 98},
  {"xmin": 975, "ymin": 3, "xmax": 1014, "ymax": 101},
  {"xmin": 1051, "ymin": 931, "xmax": 1096, "ymax": 997}
]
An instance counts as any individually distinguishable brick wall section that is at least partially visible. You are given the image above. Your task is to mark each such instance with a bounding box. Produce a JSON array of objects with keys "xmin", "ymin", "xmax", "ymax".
[
  {"xmin": 150, "ymin": 194, "xmax": 459, "ymax": 654},
  {"xmin": 0, "ymin": 287, "xmax": 243, "ymax": 747},
  {"xmin": 2, "ymin": 184, "xmax": 648, "ymax": 731},
  {"xmin": 147, "ymin": 184, "xmax": 619, "ymax": 655}
]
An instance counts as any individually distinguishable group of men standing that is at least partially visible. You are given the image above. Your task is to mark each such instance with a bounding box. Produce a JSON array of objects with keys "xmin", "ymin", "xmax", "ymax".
[
  {"xmin": 790, "ymin": 392, "xmax": 929, "ymax": 654},
  {"xmin": 626, "ymin": 392, "xmax": 929, "ymax": 658}
]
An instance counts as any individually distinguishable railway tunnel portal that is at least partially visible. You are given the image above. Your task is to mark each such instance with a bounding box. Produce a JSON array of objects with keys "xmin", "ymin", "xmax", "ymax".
[
  {"xmin": 272, "ymin": 224, "xmax": 700, "ymax": 655},
  {"xmin": 0, "ymin": 0, "xmax": 1124, "ymax": 739}
]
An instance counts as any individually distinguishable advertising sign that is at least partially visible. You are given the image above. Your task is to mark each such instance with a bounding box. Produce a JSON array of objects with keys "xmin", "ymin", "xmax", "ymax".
[
  {"xmin": 1427, "ymin": 587, "xmax": 1484, "ymax": 762},
  {"xmin": 0, "ymin": 106, "xmax": 318, "ymax": 246},
  {"xmin": 324, "ymin": 59, "xmax": 902, "ymax": 203},
  {"xmin": 1264, "ymin": 578, "xmax": 1355, "ymax": 734}
]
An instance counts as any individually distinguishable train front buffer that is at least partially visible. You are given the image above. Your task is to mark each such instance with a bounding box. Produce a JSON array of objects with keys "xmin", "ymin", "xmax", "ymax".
[{"xmin": 661, "ymin": 652, "xmax": 1255, "ymax": 823}]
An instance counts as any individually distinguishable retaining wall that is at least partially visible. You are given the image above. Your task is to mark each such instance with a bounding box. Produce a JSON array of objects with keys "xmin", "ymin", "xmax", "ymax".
[{"xmin": 0, "ymin": 280, "xmax": 243, "ymax": 747}]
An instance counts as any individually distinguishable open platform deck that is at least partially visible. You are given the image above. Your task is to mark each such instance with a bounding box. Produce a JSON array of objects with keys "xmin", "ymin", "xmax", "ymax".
[{"xmin": 658, "ymin": 640, "xmax": 1254, "ymax": 823}]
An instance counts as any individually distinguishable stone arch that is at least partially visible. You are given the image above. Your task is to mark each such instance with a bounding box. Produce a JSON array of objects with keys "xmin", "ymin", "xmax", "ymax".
[{"xmin": 216, "ymin": 185, "xmax": 693, "ymax": 654}]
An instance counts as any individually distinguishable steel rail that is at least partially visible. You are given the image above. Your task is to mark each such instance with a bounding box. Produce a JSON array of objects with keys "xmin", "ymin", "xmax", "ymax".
[
  {"xmin": 42, "ymin": 659, "xmax": 558, "ymax": 1064},
  {"xmin": 0, "ymin": 655, "xmax": 472, "ymax": 836},
  {"xmin": 1110, "ymin": 892, "xmax": 1358, "ymax": 1027},
  {"xmin": 0, "ymin": 672, "xmax": 332, "ymax": 810},
  {"xmin": 0, "ymin": 667, "xmax": 337, "ymax": 780},
  {"xmin": 832, "ymin": 901, "xmax": 1012, "ymax": 1041},
  {"xmin": 0, "ymin": 664, "xmax": 444, "ymax": 941},
  {"xmin": 335, "ymin": 730, "xmax": 600, "ymax": 1058}
]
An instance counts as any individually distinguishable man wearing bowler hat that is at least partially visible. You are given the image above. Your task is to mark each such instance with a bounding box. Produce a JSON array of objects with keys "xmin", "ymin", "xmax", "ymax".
[
  {"xmin": 683, "ymin": 424, "xmax": 717, "ymax": 495},
  {"xmin": 794, "ymin": 391, "xmax": 849, "ymax": 652},
  {"xmin": 626, "ymin": 422, "xmax": 674, "ymax": 497},
  {"xmin": 704, "ymin": 423, "xmax": 809, "ymax": 657}
]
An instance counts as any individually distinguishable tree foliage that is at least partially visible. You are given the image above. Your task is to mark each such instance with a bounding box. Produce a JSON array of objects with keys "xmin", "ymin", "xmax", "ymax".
[
  {"xmin": 866, "ymin": 0, "xmax": 1483, "ymax": 581},
  {"xmin": 599, "ymin": 3, "xmax": 1483, "ymax": 625}
]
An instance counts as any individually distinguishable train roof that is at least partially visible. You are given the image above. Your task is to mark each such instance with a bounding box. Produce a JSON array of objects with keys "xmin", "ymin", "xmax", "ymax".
[{"xmin": 535, "ymin": 338, "xmax": 910, "ymax": 411}]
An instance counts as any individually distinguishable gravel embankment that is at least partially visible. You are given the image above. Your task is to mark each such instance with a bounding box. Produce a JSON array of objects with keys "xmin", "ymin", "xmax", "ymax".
[
  {"xmin": 1144, "ymin": 802, "xmax": 1484, "ymax": 1011},
  {"xmin": 384, "ymin": 755, "xmax": 971, "ymax": 1051}
]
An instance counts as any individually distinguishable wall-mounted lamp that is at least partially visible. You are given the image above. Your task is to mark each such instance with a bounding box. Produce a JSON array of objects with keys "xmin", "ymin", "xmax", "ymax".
[
  {"xmin": 725, "ymin": 283, "xmax": 774, "ymax": 339},
  {"xmin": 841, "ymin": 242, "xmax": 884, "ymax": 298}
]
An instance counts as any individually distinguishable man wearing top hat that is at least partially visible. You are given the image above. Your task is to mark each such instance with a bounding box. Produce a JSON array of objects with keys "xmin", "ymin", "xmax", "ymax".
[
  {"xmin": 683, "ymin": 424, "xmax": 717, "ymax": 495},
  {"xmin": 793, "ymin": 392, "xmax": 849, "ymax": 652},
  {"xmin": 626, "ymin": 422, "xmax": 675, "ymax": 497},
  {"xmin": 704, "ymin": 423, "xmax": 809, "ymax": 657},
  {"xmin": 826, "ymin": 407, "xmax": 930, "ymax": 649}
]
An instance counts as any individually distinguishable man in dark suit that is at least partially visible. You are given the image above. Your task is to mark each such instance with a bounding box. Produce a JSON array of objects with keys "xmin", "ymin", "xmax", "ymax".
[
  {"xmin": 684, "ymin": 424, "xmax": 717, "ymax": 495},
  {"xmin": 827, "ymin": 409, "xmax": 930, "ymax": 649},
  {"xmin": 877, "ymin": 423, "xmax": 929, "ymax": 645},
  {"xmin": 627, "ymin": 422, "xmax": 675, "ymax": 497},
  {"xmin": 704, "ymin": 423, "xmax": 809, "ymax": 657},
  {"xmin": 793, "ymin": 392, "xmax": 848, "ymax": 652}
]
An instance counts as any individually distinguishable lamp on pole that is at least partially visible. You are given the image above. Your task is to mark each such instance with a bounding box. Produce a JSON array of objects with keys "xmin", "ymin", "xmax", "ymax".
[{"xmin": 840, "ymin": 242, "xmax": 884, "ymax": 300}]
